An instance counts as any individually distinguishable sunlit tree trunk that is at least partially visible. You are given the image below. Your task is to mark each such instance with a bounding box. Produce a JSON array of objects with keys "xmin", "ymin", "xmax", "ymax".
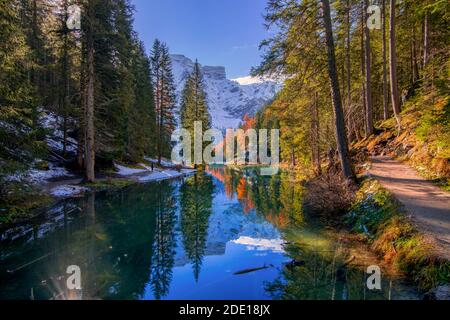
[
  {"xmin": 346, "ymin": 0, "xmax": 351, "ymax": 108},
  {"xmin": 321, "ymin": 0, "xmax": 355, "ymax": 181},
  {"xmin": 313, "ymin": 92, "xmax": 321, "ymax": 176},
  {"xmin": 382, "ymin": 0, "xmax": 389, "ymax": 120},
  {"xmin": 345, "ymin": 0, "xmax": 353, "ymax": 140},
  {"xmin": 364, "ymin": 0, "xmax": 373, "ymax": 137},
  {"xmin": 423, "ymin": 13, "xmax": 429, "ymax": 66},
  {"xmin": 389, "ymin": 0, "xmax": 401, "ymax": 123},
  {"xmin": 360, "ymin": 5, "xmax": 367, "ymax": 138}
]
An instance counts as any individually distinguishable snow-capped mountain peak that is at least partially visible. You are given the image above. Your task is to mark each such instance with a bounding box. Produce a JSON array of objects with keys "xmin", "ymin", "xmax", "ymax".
[
  {"xmin": 171, "ymin": 54, "xmax": 281, "ymax": 130},
  {"xmin": 232, "ymin": 75, "xmax": 266, "ymax": 85}
]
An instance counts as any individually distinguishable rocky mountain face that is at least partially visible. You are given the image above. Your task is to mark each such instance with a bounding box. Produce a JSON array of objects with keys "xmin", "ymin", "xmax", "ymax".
[{"xmin": 171, "ymin": 54, "xmax": 281, "ymax": 130}]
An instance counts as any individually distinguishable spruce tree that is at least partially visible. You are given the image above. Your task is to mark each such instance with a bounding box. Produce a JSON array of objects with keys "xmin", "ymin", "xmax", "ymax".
[
  {"xmin": 112, "ymin": 0, "xmax": 135, "ymax": 159},
  {"xmin": 127, "ymin": 40, "xmax": 156, "ymax": 162},
  {"xmin": 150, "ymin": 40, "xmax": 176, "ymax": 165},
  {"xmin": 0, "ymin": 0, "xmax": 45, "ymax": 168},
  {"xmin": 180, "ymin": 174, "xmax": 214, "ymax": 282},
  {"xmin": 180, "ymin": 60, "xmax": 212, "ymax": 162}
]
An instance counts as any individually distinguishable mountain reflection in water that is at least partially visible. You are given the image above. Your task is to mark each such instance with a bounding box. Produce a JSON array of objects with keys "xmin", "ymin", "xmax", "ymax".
[{"xmin": 0, "ymin": 167, "xmax": 419, "ymax": 300}]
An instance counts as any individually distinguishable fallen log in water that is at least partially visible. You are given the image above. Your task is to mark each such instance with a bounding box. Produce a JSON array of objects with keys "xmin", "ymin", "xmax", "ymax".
[{"xmin": 233, "ymin": 264, "xmax": 274, "ymax": 275}]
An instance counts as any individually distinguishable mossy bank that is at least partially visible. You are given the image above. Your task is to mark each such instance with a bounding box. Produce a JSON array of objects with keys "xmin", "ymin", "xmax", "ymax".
[{"xmin": 345, "ymin": 179, "xmax": 450, "ymax": 293}]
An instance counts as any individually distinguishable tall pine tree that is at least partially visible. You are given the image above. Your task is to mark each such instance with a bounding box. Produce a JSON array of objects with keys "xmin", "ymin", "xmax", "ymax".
[
  {"xmin": 0, "ymin": 0, "xmax": 41, "ymax": 176},
  {"xmin": 127, "ymin": 40, "xmax": 156, "ymax": 162},
  {"xmin": 180, "ymin": 60, "xmax": 212, "ymax": 162},
  {"xmin": 151, "ymin": 39, "xmax": 176, "ymax": 165}
]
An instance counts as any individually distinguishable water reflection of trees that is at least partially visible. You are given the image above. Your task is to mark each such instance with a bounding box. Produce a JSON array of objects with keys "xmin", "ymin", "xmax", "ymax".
[
  {"xmin": 206, "ymin": 167, "xmax": 393, "ymax": 300},
  {"xmin": 265, "ymin": 233, "xmax": 393, "ymax": 300},
  {"xmin": 0, "ymin": 181, "xmax": 181, "ymax": 300},
  {"xmin": 149, "ymin": 182, "xmax": 177, "ymax": 300},
  {"xmin": 73, "ymin": 182, "xmax": 176, "ymax": 300},
  {"xmin": 207, "ymin": 167, "xmax": 305, "ymax": 226},
  {"xmin": 180, "ymin": 173, "xmax": 215, "ymax": 281}
]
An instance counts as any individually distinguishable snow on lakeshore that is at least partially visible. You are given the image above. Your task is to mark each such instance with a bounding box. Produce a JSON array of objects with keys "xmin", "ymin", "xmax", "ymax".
[
  {"xmin": 49, "ymin": 165, "xmax": 196, "ymax": 199},
  {"xmin": 115, "ymin": 160, "xmax": 196, "ymax": 183},
  {"xmin": 115, "ymin": 155, "xmax": 187, "ymax": 176},
  {"xmin": 144, "ymin": 157, "xmax": 178, "ymax": 168},
  {"xmin": 138, "ymin": 169, "xmax": 196, "ymax": 183},
  {"xmin": 50, "ymin": 185, "xmax": 88, "ymax": 198},
  {"xmin": 114, "ymin": 164, "xmax": 148, "ymax": 176}
]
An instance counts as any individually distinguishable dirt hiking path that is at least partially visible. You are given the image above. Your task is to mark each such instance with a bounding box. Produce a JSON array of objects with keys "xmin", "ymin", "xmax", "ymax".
[{"xmin": 369, "ymin": 156, "xmax": 450, "ymax": 261}]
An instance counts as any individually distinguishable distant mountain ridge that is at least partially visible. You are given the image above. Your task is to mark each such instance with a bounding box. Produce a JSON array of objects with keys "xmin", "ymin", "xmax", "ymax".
[{"xmin": 170, "ymin": 54, "xmax": 281, "ymax": 130}]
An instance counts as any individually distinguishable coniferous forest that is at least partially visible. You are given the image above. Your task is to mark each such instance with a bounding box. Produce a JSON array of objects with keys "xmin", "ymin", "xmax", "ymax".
[
  {"xmin": 0, "ymin": 0, "xmax": 449, "ymax": 303},
  {"xmin": 1, "ymin": 0, "xmax": 171, "ymax": 181}
]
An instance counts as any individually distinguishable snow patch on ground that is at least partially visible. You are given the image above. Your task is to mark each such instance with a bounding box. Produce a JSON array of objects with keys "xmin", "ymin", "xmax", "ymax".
[
  {"xmin": 5, "ymin": 162, "xmax": 73, "ymax": 185},
  {"xmin": 39, "ymin": 110, "xmax": 77, "ymax": 153},
  {"xmin": 114, "ymin": 160, "xmax": 195, "ymax": 182},
  {"xmin": 50, "ymin": 185, "xmax": 88, "ymax": 198},
  {"xmin": 3, "ymin": 109, "xmax": 76, "ymax": 186},
  {"xmin": 144, "ymin": 157, "xmax": 179, "ymax": 168},
  {"xmin": 28, "ymin": 163, "xmax": 73, "ymax": 184},
  {"xmin": 114, "ymin": 164, "xmax": 147, "ymax": 176},
  {"xmin": 138, "ymin": 169, "xmax": 196, "ymax": 183}
]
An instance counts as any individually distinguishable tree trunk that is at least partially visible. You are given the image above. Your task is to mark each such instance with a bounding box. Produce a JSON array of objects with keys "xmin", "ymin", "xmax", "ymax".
[
  {"xmin": 360, "ymin": 6, "xmax": 367, "ymax": 138},
  {"xmin": 78, "ymin": 37, "xmax": 86, "ymax": 170},
  {"xmin": 61, "ymin": 0, "xmax": 70, "ymax": 156},
  {"xmin": 31, "ymin": 0, "xmax": 39, "ymax": 129},
  {"xmin": 155, "ymin": 69, "xmax": 162, "ymax": 166},
  {"xmin": 291, "ymin": 147, "xmax": 296, "ymax": 167},
  {"xmin": 382, "ymin": 0, "xmax": 389, "ymax": 120},
  {"xmin": 321, "ymin": 0, "xmax": 355, "ymax": 181},
  {"xmin": 313, "ymin": 92, "xmax": 321, "ymax": 176},
  {"xmin": 157, "ymin": 78, "xmax": 164, "ymax": 166},
  {"xmin": 364, "ymin": 0, "xmax": 373, "ymax": 137},
  {"xmin": 346, "ymin": 0, "xmax": 351, "ymax": 109},
  {"xmin": 412, "ymin": 29, "xmax": 419, "ymax": 83},
  {"xmin": 389, "ymin": 0, "xmax": 401, "ymax": 122},
  {"xmin": 84, "ymin": 1, "xmax": 96, "ymax": 182},
  {"xmin": 423, "ymin": 13, "xmax": 429, "ymax": 66},
  {"xmin": 345, "ymin": 0, "xmax": 352, "ymax": 140}
]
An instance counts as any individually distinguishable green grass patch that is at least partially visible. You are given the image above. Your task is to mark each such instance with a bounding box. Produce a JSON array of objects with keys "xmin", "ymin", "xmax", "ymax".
[
  {"xmin": 82, "ymin": 178, "xmax": 135, "ymax": 191},
  {"xmin": 0, "ymin": 181, "xmax": 53, "ymax": 226}
]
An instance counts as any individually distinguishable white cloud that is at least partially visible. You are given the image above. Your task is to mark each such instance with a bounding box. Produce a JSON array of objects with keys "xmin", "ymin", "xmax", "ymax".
[{"xmin": 232, "ymin": 236, "xmax": 285, "ymax": 253}]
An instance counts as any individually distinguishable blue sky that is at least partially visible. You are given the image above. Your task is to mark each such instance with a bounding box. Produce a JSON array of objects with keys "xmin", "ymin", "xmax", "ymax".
[{"xmin": 131, "ymin": 0, "xmax": 269, "ymax": 79}]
